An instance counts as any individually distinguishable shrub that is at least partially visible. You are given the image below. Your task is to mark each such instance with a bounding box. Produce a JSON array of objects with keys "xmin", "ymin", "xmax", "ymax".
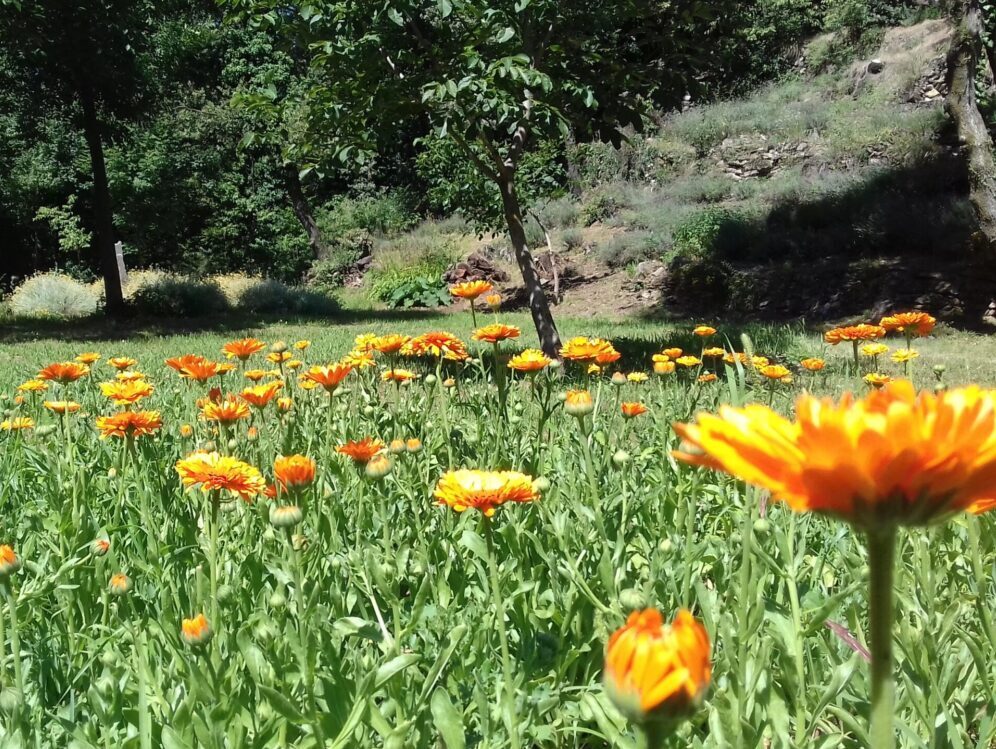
[
  {"xmin": 580, "ymin": 191, "xmax": 621, "ymax": 226},
  {"xmin": 235, "ymin": 278, "xmax": 340, "ymax": 316},
  {"xmin": 8, "ymin": 273, "xmax": 100, "ymax": 318},
  {"xmin": 371, "ymin": 272, "xmax": 451, "ymax": 309},
  {"xmin": 130, "ymin": 275, "xmax": 231, "ymax": 317},
  {"xmin": 561, "ymin": 227, "xmax": 585, "ymax": 251},
  {"xmin": 537, "ymin": 197, "xmax": 581, "ymax": 229},
  {"xmin": 664, "ymin": 254, "xmax": 734, "ymax": 312},
  {"xmin": 596, "ymin": 231, "xmax": 659, "ymax": 269},
  {"xmin": 671, "ymin": 207, "xmax": 755, "ymax": 258},
  {"xmin": 368, "ymin": 238, "xmax": 455, "ymax": 309},
  {"xmin": 307, "ymin": 230, "xmax": 373, "ymax": 290},
  {"xmin": 318, "ymin": 192, "xmax": 417, "ymax": 238}
]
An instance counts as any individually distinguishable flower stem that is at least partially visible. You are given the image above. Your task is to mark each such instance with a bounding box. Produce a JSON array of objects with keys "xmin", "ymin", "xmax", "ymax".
[
  {"xmin": 640, "ymin": 722, "xmax": 668, "ymax": 749},
  {"xmin": 3, "ymin": 583, "xmax": 24, "ymax": 699},
  {"xmin": 867, "ymin": 527, "xmax": 896, "ymax": 749},
  {"xmin": 208, "ymin": 494, "xmax": 220, "ymax": 629},
  {"xmin": 483, "ymin": 519, "xmax": 520, "ymax": 749}
]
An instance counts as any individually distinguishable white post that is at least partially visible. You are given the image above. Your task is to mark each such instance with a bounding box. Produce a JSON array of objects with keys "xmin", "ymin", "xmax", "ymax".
[{"xmin": 114, "ymin": 241, "xmax": 128, "ymax": 286}]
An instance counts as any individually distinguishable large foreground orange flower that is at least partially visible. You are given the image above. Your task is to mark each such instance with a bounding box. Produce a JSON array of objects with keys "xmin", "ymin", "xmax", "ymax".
[
  {"xmin": 166, "ymin": 355, "xmax": 220, "ymax": 382},
  {"xmin": 880, "ymin": 311, "xmax": 935, "ymax": 338},
  {"xmin": 508, "ymin": 349, "xmax": 552, "ymax": 373},
  {"xmin": 406, "ymin": 332, "xmax": 469, "ymax": 361},
  {"xmin": 96, "ymin": 411, "xmax": 163, "ymax": 439},
  {"xmin": 100, "ymin": 379, "xmax": 155, "ymax": 406},
  {"xmin": 274, "ymin": 454, "xmax": 317, "ymax": 490},
  {"xmin": 673, "ymin": 380, "xmax": 996, "ymax": 527},
  {"xmin": 604, "ymin": 609, "xmax": 711, "ymax": 723},
  {"xmin": 38, "ymin": 362, "xmax": 90, "ymax": 384},
  {"xmin": 434, "ymin": 469, "xmax": 540, "ymax": 516},
  {"xmin": 449, "ymin": 280, "xmax": 493, "ymax": 300},
  {"xmin": 824, "ymin": 324, "xmax": 886, "ymax": 345},
  {"xmin": 240, "ymin": 381, "xmax": 283, "ymax": 408},
  {"xmin": 200, "ymin": 397, "xmax": 250, "ymax": 424},
  {"xmin": 472, "ymin": 324, "xmax": 521, "ymax": 344},
  {"xmin": 223, "ymin": 338, "xmax": 265, "ymax": 361},
  {"xmin": 561, "ymin": 337, "xmax": 618, "ymax": 364},
  {"xmin": 300, "ymin": 363, "xmax": 353, "ymax": 392},
  {"xmin": 175, "ymin": 452, "xmax": 266, "ymax": 500},
  {"xmin": 336, "ymin": 437, "xmax": 385, "ymax": 464}
]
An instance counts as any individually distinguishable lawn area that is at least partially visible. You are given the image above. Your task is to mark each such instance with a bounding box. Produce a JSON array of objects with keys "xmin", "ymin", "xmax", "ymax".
[{"xmin": 2, "ymin": 310, "xmax": 994, "ymax": 392}]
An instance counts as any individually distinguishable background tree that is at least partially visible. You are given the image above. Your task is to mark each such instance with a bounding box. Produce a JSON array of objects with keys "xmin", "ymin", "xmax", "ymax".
[{"xmin": 222, "ymin": 0, "xmax": 711, "ymax": 356}]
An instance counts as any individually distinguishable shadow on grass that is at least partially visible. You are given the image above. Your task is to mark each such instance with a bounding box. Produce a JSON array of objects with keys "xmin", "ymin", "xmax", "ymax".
[{"xmin": 0, "ymin": 308, "xmax": 449, "ymax": 344}]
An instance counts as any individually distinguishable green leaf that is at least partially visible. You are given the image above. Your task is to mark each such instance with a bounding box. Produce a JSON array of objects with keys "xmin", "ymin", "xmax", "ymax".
[
  {"xmin": 374, "ymin": 653, "xmax": 422, "ymax": 688},
  {"xmin": 431, "ymin": 688, "xmax": 465, "ymax": 749},
  {"xmin": 258, "ymin": 685, "xmax": 306, "ymax": 722}
]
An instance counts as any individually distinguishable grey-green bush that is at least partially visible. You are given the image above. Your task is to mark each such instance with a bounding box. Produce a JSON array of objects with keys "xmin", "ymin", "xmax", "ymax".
[
  {"xmin": 8, "ymin": 273, "xmax": 100, "ymax": 318},
  {"xmin": 235, "ymin": 279, "xmax": 340, "ymax": 316},
  {"xmin": 130, "ymin": 275, "xmax": 231, "ymax": 316}
]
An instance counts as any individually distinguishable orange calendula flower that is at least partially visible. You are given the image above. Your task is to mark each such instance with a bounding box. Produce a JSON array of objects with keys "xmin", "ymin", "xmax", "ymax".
[
  {"xmin": 244, "ymin": 369, "xmax": 268, "ymax": 383},
  {"xmin": 274, "ymin": 455, "xmax": 316, "ymax": 490},
  {"xmin": 44, "ymin": 401, "xmax": 81, "ymax": 414},
  {"xmin": 96, "ymin": 411, "xmax": 163, "ymax": 439},
  {"xmin": 880, "ymin": 311, "xmax": 936, "ymax": 338},
  {"xmin": 663, "ymin": 348, "xmax": 683, "ymax": 360},
  {"xmin": 116, "ymin": 371, "xmax": 147, "ymax": 382},
  {"xmin": 723, "ymin": 352, "xmax": 749, "ymax": 366},
  {"xmin": 861, "ymin": 343, "xmax": 889, "ymax": 358},
  {"xmin": 654, "ymin": 361, "xmax": 676, "ymax": 375},
  {"xmin": 561, "ymin": 337, "xmax": 618, "ymax": 364},
  {"xmin": 217, "ymin": 363, "xmax": 237, "ymax": 375},
  {"xmin": 171, "ymin": 356, "xmax": 220, "ymax": 383},
  {"xmin": 0, "ymin": 545, "xmax": 22, "ymax": 577},
  {"xmin": 294, "ymin": 340, "xmax": 311, "ymax": 351},
  {"xmin": 100, "ymin": 379, "xmax": 155, "ymax": 406},
  {"xmin": 381, "ymin": 368, "xmax": 418, "ymax": 383},
  {"xmin": 354, "ymin": 333, "xmax": 378, "ymax": 352},
  {"xmin": 181, "ymin": 613, "xmax": 212, "ymax": 646},
  {"xmin": 627, "ymin": 372, "xmax": 648, "ymax": 383},
  {"xmin": 109, "ymin": 573, "xmax": 132, "ymax": 595},
  {"xmin": 702, "ymin": 347, "xmax": 726, "ymax": 358},
  {"xmin": 800, "ymin": 358, "xmax": 825, "ymax": 372},
  {"xmin": 223, "ymin": 338, "xmax": 265, "ymax": 361},
  {"xmin": 406, "ymin": 332, "xmax": 469, "ymax": 361},
  {"xmin": 673, "ymin": 381, "xmax": 996, "ymax": 526},
  {"xmin": 180, "ymin": 424, "xmax": 194, "ymax": 438},
  {"xmin": 472, "ymin": 324, "xmax": 521, "ymax": 344},
  {"xmin": 604, "ymin": 609, "xmax": 711, "ymax": 723},
  {"xmin": 484, "ymin": 293, "xmax": 502, "ymax": 309},
  {"xmin": 175, "ymin": 452, "xmax": 266, "ymax": 500},
  {"xmin": 240, "ymin": 381, "xmax": 283, "ymax": 408},
  {"xmin": 450, "ymin": 280, "xmax": 494, "ymax": 300},
  {"xmin": 675, "ymin": 356, "xmax": 701, "ymax": 368},
  {"xmin": 758, "ymin": 364, "xmax": 791, "ymax": 381},
  {"xmin": 698, "ymin": 373, "xmax": 717, "ymax": 383},
  {"xmin": 864, "ymin": 373, "xmax": 892, "ymax": 388},
  {"xmin": 266, "ymin": 351, "xmax": 293, "ymax": 364},
  {"xmin": 336, "ymin": 437, "xmax": 386, "ymax": 464},
  {"xmin": 406, "ymin": 438, "xmax": 423, "ymax": 453},
  {"xmin": 277, "ymin": 397, "xmax": 293, "ymax": 412},
  {"xmin": 301, "ymin": 363, "xmax": 352, "ymax": 392},
  {"xmin": 1, "ymin": 417, "xmax": 34, "ymax": 431},
  {"xmin": 825, "ymin": 324, "xmax": 886, "ymax": 345},
  {"xmin": 17, "ymin": 379, "xmax": 48, "ymax": 393},
  {"xmin": 621, "ymin": 402, "xmax": 648, "ymax": 418},
  {"xmin": 434, "ymin": 469, "xmax": 539, "ymax": 516},
  {"xmin": 508, "ymin": 349, "xmax": 552, "ymax": 373},
  {"xmin": 342, "ymin": 349, "xmax": 376, "ymax": 369},
  {"xmin": 371, "ymin": 334, "xmax": 410, "ymax": 355},
  {"xmin": 38, "ymin": 362, "xmax": 90, "ymax": 384},
  {"xmin": 91, "ymin": 539, "xmax": 110, "ymax": 556},
  {"xmin": 891, "ymin": 349, "xmax": 919, "ymax": 364},
  {"xmin": 565, "ymin": 389, "xmax": 594, "ymax": 417},
  {"xmin": 693, "ymin": 325, "xmax": 717, "ymax": 337},
  {"xmin": 200, "ymin": 397, "xmax": 250, "ymax": 424},
  {"xmin": 76, "ymin": 352, "xmax": 101, "ymax": 365},
  {"xmin": 108, "ymin": 357, "xmax": 138, "ymax": 371}
]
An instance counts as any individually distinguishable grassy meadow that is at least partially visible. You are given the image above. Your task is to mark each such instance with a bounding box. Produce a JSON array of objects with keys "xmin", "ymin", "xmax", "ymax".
[{"xmin": 0, "ymin": 308, "xmax": 995, "ymax": 748}]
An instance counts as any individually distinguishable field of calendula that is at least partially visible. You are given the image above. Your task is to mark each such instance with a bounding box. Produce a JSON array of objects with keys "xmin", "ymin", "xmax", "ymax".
[{"xmin": 1, "ymin": 306, "xmax": 995, "ymax": 749}]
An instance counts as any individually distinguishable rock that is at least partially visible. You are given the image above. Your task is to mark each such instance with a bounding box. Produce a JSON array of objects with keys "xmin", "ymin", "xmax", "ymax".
[
  {"xmin": 925, "ymin": 87, "xmax": 941, "ymax": 99},
  {"xmin": 634, "ymin": 260, "xmax": 664, "ymax": 278},
  {"xmin": 443, "ymin": 251, "xmax": 510, "ymax": 285},
  {"xmin": 868, "ymin": 59, "xmax": 885, "ymax": 74}
]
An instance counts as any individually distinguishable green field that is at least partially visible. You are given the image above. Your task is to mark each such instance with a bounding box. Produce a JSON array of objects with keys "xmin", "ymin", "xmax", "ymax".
[{"xmin": 0, "ymin": 313, "xmax": 995, "ymax": 748}]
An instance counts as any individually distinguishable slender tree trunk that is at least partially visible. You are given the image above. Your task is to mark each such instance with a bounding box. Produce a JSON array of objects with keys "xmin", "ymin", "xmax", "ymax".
[
  {"xmin": 283, "ymin": 163, "xmax": 327, "ymax": 259},
  {"xmin": 497, "ymin": 171, "xmax": 562, "ymax": 358},
  {"xmin": 78, "ymin": 79, "xmax": 124, "ymax": 314},
  {"xmin": 946, "ymin": 0, "xmax": 996, "ymax": 246}
]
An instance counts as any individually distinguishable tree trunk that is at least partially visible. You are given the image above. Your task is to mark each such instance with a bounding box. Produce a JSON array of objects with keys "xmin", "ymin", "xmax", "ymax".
[
  {"xmin": 945, "ymin": 0, "xmax": 996, "ymax": 246},
  {"xmin": 497, "ymin": 171, "xmax": 562, "ymax": 358},
  {"xmin": 78, "ymin": 79, "xmax": 124, "ymax": 315},
  {"xmin": 283, "ymin": 163, "xmax": 327, "ymax": 259}
]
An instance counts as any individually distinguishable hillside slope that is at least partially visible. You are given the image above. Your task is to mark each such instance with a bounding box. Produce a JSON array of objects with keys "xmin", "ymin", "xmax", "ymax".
[{"xmin": 374, "ymin": 19, "xmax": 992, "ymax": 326}]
